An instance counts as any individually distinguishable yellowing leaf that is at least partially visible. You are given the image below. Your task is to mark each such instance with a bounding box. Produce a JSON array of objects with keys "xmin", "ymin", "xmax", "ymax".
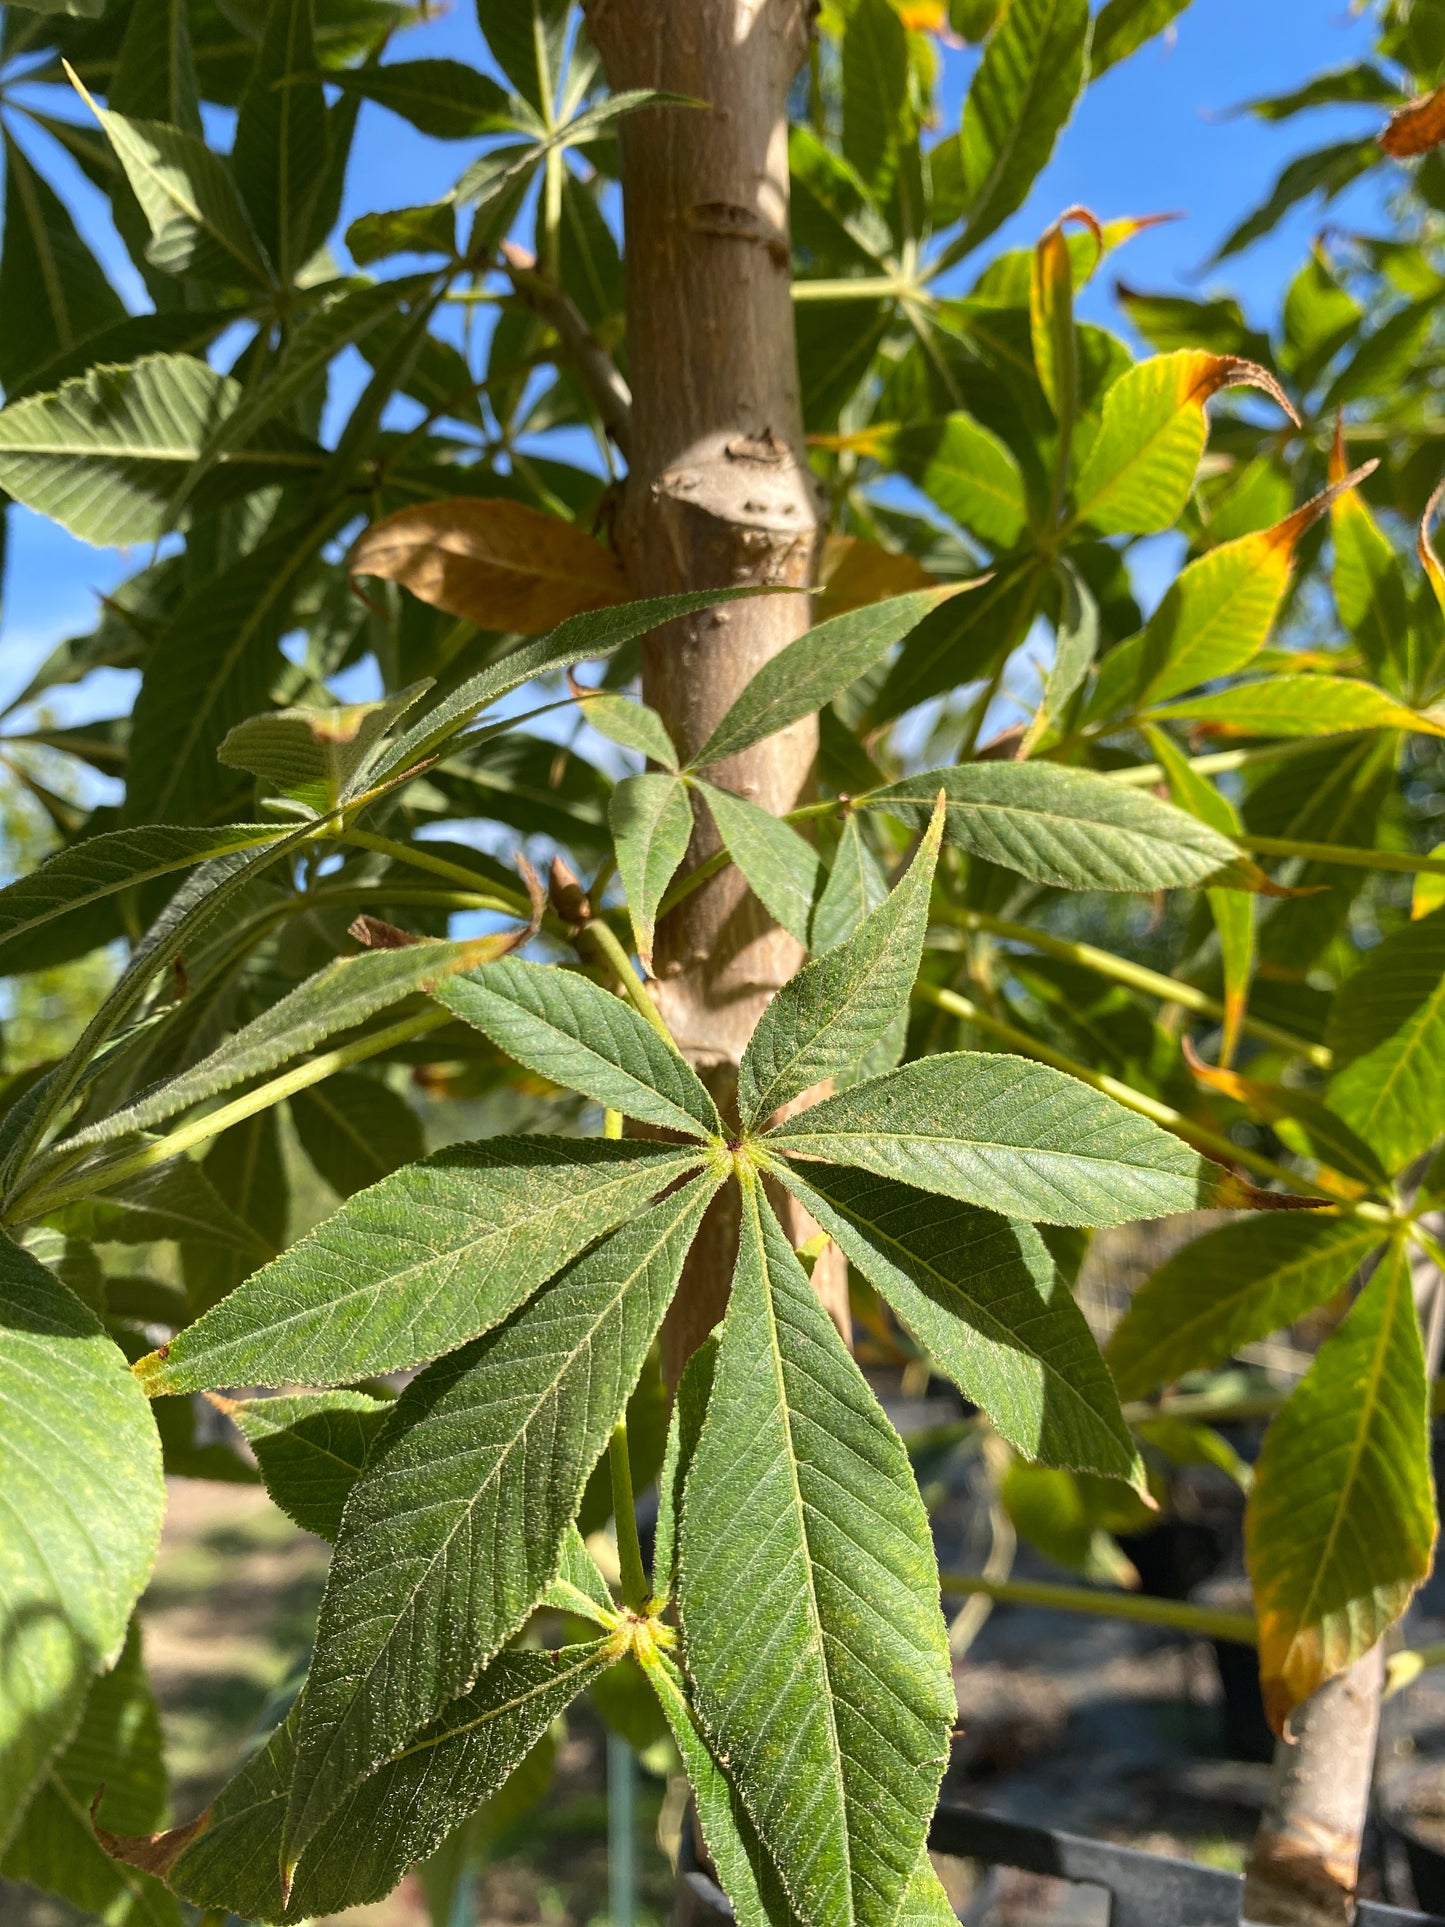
[
  {"xmin": 1148, "ymin": 674, "xmax": 1445, "ymax": 739},
  {"xmin": 1031, "ymin": 205, "xmax": 1100, "ymax": 428},
  {"xmin": 1072, "ymin": 349, "xmax": 1298, "ymax": 537},
  {"xmin": 1414, "ymin": 843, "xmax": 1445, "ymax": 919},
  {"xmin": 817, "ymin": 535, "xmax": 936, "ymax": 620},
  {"xmin": 1089, "ymin": 467, "xmax": 1375, "ymax": 720},
  {"xmin": 1420, "ymin": 472, "xmax": 1445, "ymax": 621},
  {"xmin": 1248, "ymin": 1243, "xmax": 1435, "ymax": 1729},
  {"xmin": 350, "ymin": 498, "xmax": 629, "ymax": 634}
]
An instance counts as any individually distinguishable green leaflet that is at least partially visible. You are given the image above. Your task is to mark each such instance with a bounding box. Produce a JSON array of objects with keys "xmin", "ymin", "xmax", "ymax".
[
  {"xmin": 282, "ymin": 1179, "xmax": 714, "ymax": 1863},
  {"xmin": 1, "ymin": 1621, "xmax": 179, "ymax": 1927},
  {"xmin": 229, "ymin": 1390, "xmax": 390, "ymax": 1542},
  {"xmin": 1147, "ymin": 675, "xmax": 1445, "ymax": 739},
  {"xmin": 110, "ymin": 0, "xmax": 202, "ymax": 133},
  {"xmin": 157, "ymin": 1643, "xmax": 615, "ymax": 1923},
  {"xmin": 1326, "ymin": 905, "xmax": 1445, "ymax": 1172},
  {"xmin": 765, "ymin": 1052, "xmax": 1250, "ymax": 1226},
  {"xmin": 435, "ymin": 957, "xmax": 722, "ymax": 1139},
  {"xmin": 0, "ymin": 356, "xmax": 321, "ymax": 548},
  {"xmin": 0, "ymin": 1239, "xmax": 164, "ymax": 1849},
  {"xmin": 1144, "ymin": 725, "xmax": 1254, "ymax": 1065},
  {"xmin": 1086, "ymin": 521, "xmax": 1294, "ymax": 720},
  {"xmin": 883, "ymin": 416, "xmax": 1029, "ymax": 552},
  {"xmin": 578, "ymin": 689, "xmax": 678, "ymax": 767},
  {"xmin": 810, "ymin": 813, "xmax": 889, "ymax": 955},
  {"xmin": 0, "ymin": 132, "xmax": 127, "ymax": 395},
  {"xmin": 1247, "ymin": 1242, "xmax": 1435, "ymax": 1726},
  {"xmin": 738, "ymin": 794, "xmax": 942, "ymax": 1128},
  {"xmin": 956, "ymin": 0, "xmax": 1090, "ymax": 255},
  {"xmin": 610, "ymin": 771, "xmax": 694, "ymax": 973},
  {"xmin": 691, "ymin": 590, "xmax": 960, "ymax": 768},
  {"xmin": 231, "ymin": 0, "xmax": 328, "ymax": 284},
  {"xmin": 62, "ymin": 940, "xmax": 506, "ymax": 1154},
  {"xmin": 122, "ymin": 512, "xmax": 340, "ymax": 826},
  {"xmin": 1332, "ymin": 461, "xmax": 1409, "ymax": 681},
  {"xmin": 647, "ymin": 1653, "xmax": 800, "ymax": 1927},
  {"xmin": 290, "ymin": 1074, "xmax": 424, "ymax": 1199},
  {"xmin": 677, "ymin": 1184, "xmax": 953, "ymax": 1927},
  {"xmin": 1090, "ymin": 0, "xmax": 1193, "ymax": 74},
  {"xmin": 476, "ymin": 0, "xmax": 569, "ymax": 115},
  {"xmin": 539, "ymin": 1524, "xmax": 618, "ymax": 1626},
  {"xmin": 840, "ymin": 0, "xmax": 909, "ymax": 200},
  {"xmin": 693, "ymin": 781, "xmax": 823, "ymax": 949},
  {"xmin": 334, "ymin": 59, "xmax": 513, "ymax": 139},
  {"xmin": 366, "ymin": 590, "xmax": 786, "ymax": 786},
  {"xmin": 653, "ymin": 1333, "xmax": 718, "ymax": 1609},
  {"xmin": 135, "ymin": 1138, "xmax": 706, "ymax": 1394},
  {"xmin": 84, "ymin": 92, "xmax": 274, "ymax": 289},
  {"xmin": 867, "ymin": 762, "xmax": 1238, "ymax": 892},
  {"xmin": 1106, "ymin": 1216, "xmax": 1386, "ymax": 1401},
  {"xmin": 220, "ymin": 688, "xmax": 431, "ymax": 810},
  {"xmin": 773, "ymin": 1161, "xmax": 1140, "ymax": 1484},
  {"xmin": 44, "ymin": 1161, "xmax": 272, "ymax": 1280},
  {"xmin": 0, "ymin": 823, "xmax": 282, "ymax": 978}
]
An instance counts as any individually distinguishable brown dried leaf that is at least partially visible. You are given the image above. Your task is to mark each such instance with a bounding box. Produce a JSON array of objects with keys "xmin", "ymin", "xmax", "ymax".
[
  {"xmin": 817, "ymin": 535, "xmax": 936, "ymax": 620},
  {"xmin": 1380, "ymin": 83, "xmax": 1445, "ymax": 157},
  {"xmin": 350, "ymin": 499, "xmax": 629, "ymax": 633}
]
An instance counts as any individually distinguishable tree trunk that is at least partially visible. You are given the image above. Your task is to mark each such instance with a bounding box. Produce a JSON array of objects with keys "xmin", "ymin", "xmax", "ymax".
[
  {"xmin": 585, "ymin": 0, "xmax": 849, "ymax": 1385},
  {"xmin": 1242, "ymin": 1645, "xmax": 1384, "ymax": 1927}
]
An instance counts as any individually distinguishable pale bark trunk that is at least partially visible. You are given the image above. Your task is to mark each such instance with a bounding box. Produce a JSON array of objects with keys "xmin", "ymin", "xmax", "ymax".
[
  {"xmin": 1242, "ymin": 1645, "xmax": 1385, "ymax": 1927},
  {"xmin": 585, "ymin": 0, "xmax": 849, "ymax": 1384}
]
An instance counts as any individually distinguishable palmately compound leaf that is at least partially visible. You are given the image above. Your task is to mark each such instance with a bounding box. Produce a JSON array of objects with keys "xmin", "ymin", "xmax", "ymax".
[
  {"xmin": 63, "ymin": 939, "xmax": 518, "ymax": 1156},
  {"xmin": 765, "ymin": 1052, "xmax": 1290, "ymax": 1226},
  {"xmin": 610, "ymin": 771, "xmax": 695, "ymax": 974},
  {"xmin": 135, "ymin": 1138, "xmax": 706, "ymax": 1395},
  {"xmin": 435, "ymin": 957, "xmax": 722, "ymax": 1140},
  {"xmin": 773, "ymin": 1161, "xmax": 1140, "ymax": 1485},
  {"xmin": 1247, "ymin": 1242, "xmax": 1435, "ymax": 1728},
  {"xmin": 0, "ymin": 824, "xmax": 283, "ymax": 978},
  {"xmin": 868, "ymin": 761, "xmax": 1238, "ymax": 892},
  {"xmin": 123, "ymin": 1642, "xmax": 617, "ymax": 1924},
  {"xmin": 677, "ymin": 1182, "xmax": 954, "ymax": 1927},
  {"xmin": 738, "ymin": 794, "xmax": 943, "ymax": 1130},
  {"xmin": 646, "ymin": 1653, "xmax": 800, "ymax": 1927},
  {"xmin": 1326, "ymin": 904, "xmax": 1445, "ymax": 1174},
  {"xmin": 227, "ymin": 1391, "xmax": 391, "ymax": 1543},
  {"xmin": 282, "ymin": 1179, "xmax": 716, "ymax": 1866},
  {"xmin": 690, "ymin": 589, "xmax": 962, "ymax": 768},
  {"xmin": 0, "ymin": 1239, "xmax": 165, "ymax": 1847},
  {"xmin": 1106, "ymin": 1216, "xmax": 1387, "ymax": 1402},
  {"xmin": 1, "ymin": 1620, "xmax": 179, "ymax": 1927}
]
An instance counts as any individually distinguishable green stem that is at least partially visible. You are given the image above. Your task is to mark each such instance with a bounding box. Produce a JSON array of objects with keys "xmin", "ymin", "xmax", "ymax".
[
  {"xmin": 934, "ymin": 908, "xmax": 1330, "ymax": 1068},
  {"xmin": 911, "ymin": 979, "xmax": 1395, "ymax": 1223},
  {"xmin": 1235, "ymin": 833, "xmax": 1445, "ymax": 878},
  {"xmin": 578, "ymin": 917, "xmax": 679, "ymax": 1050},
  {"xmin": 7, "ymin": 1007, "xmax": 451, "ymax": 1225},
  {"xmin": 937, "ymin": 1571, "xmax": 1258, "ymax": 1645},
  {"xmin": 610, "ymin": 1423, "xmax": 650, "ymax": 1612},
  {"xmin": 1104, "ymin": 738, "xmax": 1340, "ymax": 788},
  {"xmin": 335, "ymin": 828, "xmax": 534, "ymax": 918},
  {"xmin": 791, "ymin": 276, "xmax": 912, "ymax": 302}
]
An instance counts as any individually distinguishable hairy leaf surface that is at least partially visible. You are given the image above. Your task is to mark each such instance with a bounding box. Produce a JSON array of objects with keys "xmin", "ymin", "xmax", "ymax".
[
  {"xmin": 678, "ymin": 1185, "xmax": 953, "ymax": 1927},
  {"xmin": 774, "ymin": 1161, "xmax": 1139, "ymax": 1481},
  {"xmin": 766, "ymin": 1052, "xmax": 1256, "ymax": 1225},
  {"xmin": 136, "ymin": 1139, "xmax": 705, "ymax": 1393},
  {"xmin": 283, "ymin": 1181, "xmax": 713, "ymax": 1860}
]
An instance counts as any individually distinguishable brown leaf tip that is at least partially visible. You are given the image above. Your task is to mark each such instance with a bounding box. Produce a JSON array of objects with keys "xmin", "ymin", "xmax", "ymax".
[
  {"xmin": 349, "ymin": 914, "xmax": 424, "ymax": 950},
  {"xmin": 94, "ymin": 1808, "xmax": 211, "ymax": 1880}
]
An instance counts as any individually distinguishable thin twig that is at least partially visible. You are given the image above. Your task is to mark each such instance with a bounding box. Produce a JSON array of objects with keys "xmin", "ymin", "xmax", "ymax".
[{"xmin": 499, "ymin": 240, "xmax": 634, "ymax": 456}]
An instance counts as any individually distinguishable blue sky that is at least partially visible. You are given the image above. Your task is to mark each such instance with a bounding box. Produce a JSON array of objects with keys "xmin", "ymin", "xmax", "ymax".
[{"xmin": 0, "ymin": 0, "xmax": 1388, "ymax": 718}]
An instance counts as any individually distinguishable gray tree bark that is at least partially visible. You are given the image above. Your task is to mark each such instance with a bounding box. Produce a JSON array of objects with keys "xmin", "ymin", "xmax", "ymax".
[{"xmin": 584, "ymin": 0, "xmax": 849, "ymax": 1386}]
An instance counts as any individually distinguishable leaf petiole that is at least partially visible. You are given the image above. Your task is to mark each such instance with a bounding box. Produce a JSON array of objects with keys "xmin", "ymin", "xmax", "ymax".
[{"xmin": 609, "ymin": 1422, "xmax": 650, "ymax": 1613}]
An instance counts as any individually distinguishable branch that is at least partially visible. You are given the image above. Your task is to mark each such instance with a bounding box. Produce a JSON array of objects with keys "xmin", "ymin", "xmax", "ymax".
[{"xmin": 499, "ymin": 241, "xmax": 634, "ymax": 458}]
